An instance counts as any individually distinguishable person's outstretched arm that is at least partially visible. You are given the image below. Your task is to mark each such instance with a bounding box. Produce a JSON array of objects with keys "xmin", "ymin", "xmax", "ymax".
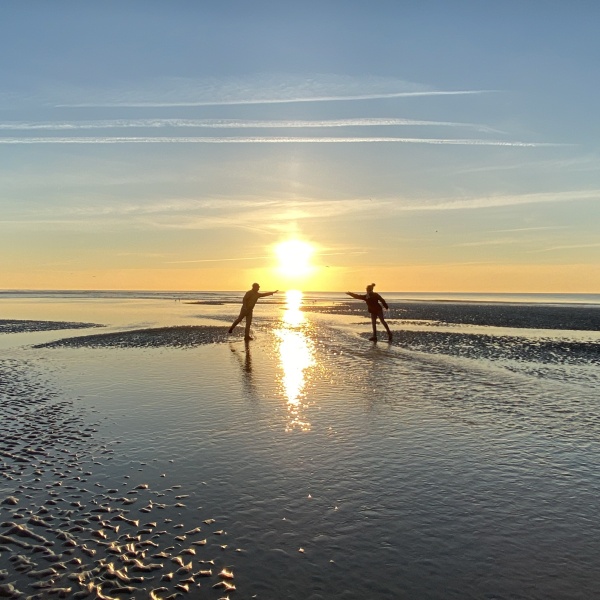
[
  {"xmin": 346, "ymin": 291, "xmax": 364, "ymax": 300},
  {"xmin": 380, "ymin": 295, "xmax": 389, "ymax": 310},
  {"xmin": 259, "ymin": 289, "xmax": 278, "ymax": 298}
]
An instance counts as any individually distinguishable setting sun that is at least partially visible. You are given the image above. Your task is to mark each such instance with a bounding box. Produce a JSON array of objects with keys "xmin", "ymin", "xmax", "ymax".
[{"xmin": 274, "ymin": 240, "xmax": 315, "ymax": 280}]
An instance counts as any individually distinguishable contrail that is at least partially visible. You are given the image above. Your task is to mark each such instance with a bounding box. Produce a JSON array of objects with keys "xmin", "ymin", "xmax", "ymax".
[
  {"xmin": 0, "ymin": 117, "xmax": 498, "ymax": 131},
  {"xmin": 56, "ymin": 89, "xmax": 492, "ymax": 109},
  {"xmin": 0, "ymin": 136, "xmax": 557, "ymax": 147}
]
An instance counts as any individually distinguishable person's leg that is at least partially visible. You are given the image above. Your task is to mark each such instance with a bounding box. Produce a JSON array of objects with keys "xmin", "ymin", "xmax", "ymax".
[
  {"xmin": 244, "ymin": 310, "xmax": 254, "ymax": 340},
  {"xmin": 369, "ymin": 313, "xmax": 378, "ymax": 341},
  {"xmin": 379, "ymin": 314, "xmax": 392, "ymax": 341},
  {"xmin": 229, "ymin": 308, "xmax": 246, "ymax": 333}
]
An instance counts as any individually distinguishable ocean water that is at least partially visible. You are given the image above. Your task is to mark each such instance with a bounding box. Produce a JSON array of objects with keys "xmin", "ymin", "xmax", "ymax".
[{"xmin": 1, "ymin": 291, "xmax": 600, "ymax": 599}]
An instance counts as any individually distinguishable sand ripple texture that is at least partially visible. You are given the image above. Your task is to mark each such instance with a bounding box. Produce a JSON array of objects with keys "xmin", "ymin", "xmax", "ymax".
[
  {"xmin": 0, "ymin": 358, "xmax": 240, "ymax": 599},
  {"xmin": 0, "ymin": 320, "xmax": 103, "ymax": 334},
  {"xmin": 3, "ymin": 303, "xmax": 600, "ymax": 599},
  {"xmin": 390, "ymin": 330, "xmax": 600, "ymax": 367},
  {"xmin": 34, "ymin": 326, "xmax": 228, "ymax": 349},
  {"xmin": 305, "ymin": 301, "xmax": 600, "ymax": 331}
]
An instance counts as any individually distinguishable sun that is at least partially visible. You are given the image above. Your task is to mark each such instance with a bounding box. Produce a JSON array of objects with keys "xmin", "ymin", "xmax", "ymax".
[{"xmin": 274, "ymin": 240, "xmax": 315, "ymax": 279}]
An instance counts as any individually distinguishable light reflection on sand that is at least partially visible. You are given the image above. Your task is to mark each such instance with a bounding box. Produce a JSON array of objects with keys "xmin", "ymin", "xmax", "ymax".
[
  {"xmin": 275, "ymin": 291, "xmax": 315, "ymax": 431},
  {"xmin": 3, "ymin": 293, "xmax": 600, "ymax": 598}
]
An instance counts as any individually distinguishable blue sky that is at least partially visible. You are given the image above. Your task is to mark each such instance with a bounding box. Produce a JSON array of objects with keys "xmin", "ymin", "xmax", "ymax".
[{"xmin": 1, "ymin": 1, "xmax": 599, "ymax": 291}]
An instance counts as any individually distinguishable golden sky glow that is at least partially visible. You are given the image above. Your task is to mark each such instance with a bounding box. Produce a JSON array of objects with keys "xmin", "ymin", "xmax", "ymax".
[{"xmin": 1, "ymin": 5, "xmax": 599, "ymax": 293}]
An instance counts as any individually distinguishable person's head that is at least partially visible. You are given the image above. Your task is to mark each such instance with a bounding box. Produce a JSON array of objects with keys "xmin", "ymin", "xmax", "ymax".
[
  {"xmin": 366, "ymin": 283, "xmax": 375, "ymax": 294},
  {"xmin": 252, "ymin": 283, "xmax": 260, "ymax": 290}
]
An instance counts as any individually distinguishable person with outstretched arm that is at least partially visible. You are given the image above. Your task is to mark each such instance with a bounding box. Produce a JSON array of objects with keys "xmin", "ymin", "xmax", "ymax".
[
  {"xmin": 346, "ymin": 283, "xmax": 392, "ymax": 342},
  {"xmin": 228, "ymin": 283, "xmax": 278, "ymax": 341}
]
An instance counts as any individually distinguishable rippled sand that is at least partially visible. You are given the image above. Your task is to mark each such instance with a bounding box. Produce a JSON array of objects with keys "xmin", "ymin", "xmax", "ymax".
[
  {"xmin": 35, "ymin": 326, "xmax": 228, "ymax": 349},
  {"xmin": 0, "ymin": 355, "xmax": 240, "ymax": 599},
  {"xmin": 2, "ymin": 301, "xmax": 600, "ymax": 598}
]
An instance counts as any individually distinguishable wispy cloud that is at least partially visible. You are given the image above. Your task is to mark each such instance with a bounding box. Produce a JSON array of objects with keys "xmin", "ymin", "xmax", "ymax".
[
  {"xmin": 42, "ymin": 73, "xmax": 496, "ymax": 108},
  {"xmin": 533, "ymin": 242, "xmax": 600, "ymax": 252},
  {"xmin": 0, "ymin": 136, "xmax": 555, "ymax": 147},
  {"xmin": 452, "ymin": 155, "xmax": 600, "ymax": 175},
  {"xmin": 163, "ymin": 249, "xmax": 367, "ymax": 265},
  {"xmin": 394, "ymin": 189, "xmax": 600, "ymax": 211},
  {"xmin": 452, "ymin": 238, "xmax": 516, "ymax": 247},
  {"xmin": 56, "ymin": 90, "xmax": 490, "ymax": 108},
  {"xmin": 0, "ymin": 117, "xmax": 500, "ymax": 133},
  {"xmin": 491, "ymin": 226, "xmax": 569, "ymax": 233},
  {"xmin": 5, "ymin": 197, "xmax": 387, "ymax": 234},
  {"xmin": 164, "ymin": 255, "xmax": 272, "ymax": 264}
]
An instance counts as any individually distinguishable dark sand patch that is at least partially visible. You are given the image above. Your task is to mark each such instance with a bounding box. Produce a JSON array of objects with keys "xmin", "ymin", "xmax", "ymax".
[
  {"xmin": 304, "ymin": 302, "xmax": 600, "ymax": 331},
  {"xmin": 34, "ymin": 325, "xmax": 229, "ymax": 349},
  {"xmin": 0, "ymin": 320, "xmax": 103, "ymax": 334},
  {"xmin": 389, "ymin": 330, "xmax": 600, "ymax": 366}
]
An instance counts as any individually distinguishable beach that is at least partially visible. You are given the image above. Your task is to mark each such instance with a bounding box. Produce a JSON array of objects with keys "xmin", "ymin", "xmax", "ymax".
[{"xmin": 1, "ymin": 291, "xmax": 600, "ymax": 599}]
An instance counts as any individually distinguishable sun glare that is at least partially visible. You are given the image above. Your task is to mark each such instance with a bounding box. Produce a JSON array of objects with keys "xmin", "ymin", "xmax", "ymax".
[
  {"xmin": 284, "ymin": 289, "xmax": 304, "ymax": 327},
  {"xmin": 274, "ymin": 240, "xmax": 315, "ymax": 279}
]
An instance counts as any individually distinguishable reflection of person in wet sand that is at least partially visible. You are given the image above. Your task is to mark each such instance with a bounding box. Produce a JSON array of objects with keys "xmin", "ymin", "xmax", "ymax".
[
  {"xmin": 346, "ymin": 283, "xmax": 393, "ymax": 342},
  {"xmin": 228, "ymin": 283, "xmax": 278, "ymax": 340},
  {"xmin": 229, "ymin": 340, "xmax": 258, "ymax": 401}
]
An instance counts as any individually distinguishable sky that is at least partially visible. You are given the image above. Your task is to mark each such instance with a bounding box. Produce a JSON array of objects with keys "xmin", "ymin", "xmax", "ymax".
[{"xmin": 1, "ymin": 1, "xmax": 599, "ymax": 292}]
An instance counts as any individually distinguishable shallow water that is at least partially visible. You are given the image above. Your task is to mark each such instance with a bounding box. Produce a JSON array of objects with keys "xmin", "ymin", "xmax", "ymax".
[{"xmin": 1, "ymin": 294, "xmax": 600, "ymax": 599}]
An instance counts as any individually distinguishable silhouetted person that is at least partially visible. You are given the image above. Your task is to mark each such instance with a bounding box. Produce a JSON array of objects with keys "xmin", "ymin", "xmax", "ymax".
[
  {"xmin": 346, "ymin": 283, "xmax": 392, "ymax": 342},
  {"xmin": 229, "ymin": 283, "xmax": 278, "ymax": 340}
]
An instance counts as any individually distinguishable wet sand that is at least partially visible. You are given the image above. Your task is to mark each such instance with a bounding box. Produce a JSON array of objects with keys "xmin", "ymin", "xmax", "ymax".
[
  {"xmin": 0, "ymin": 353, "xmax": 239, "ymax": 599},
  {"xmin": 304, "ymin": 300, "xmax": 600, "ymax": 331},
  {"xmin": 2, "ymin": 301, "xmax": 600, "ymax": 598},
  {"xmin": 35, "ymin": 326, "xmax": 229, "ymax": 349}
]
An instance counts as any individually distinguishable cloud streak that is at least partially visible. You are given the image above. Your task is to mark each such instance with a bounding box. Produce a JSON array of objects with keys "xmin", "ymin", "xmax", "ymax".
[
  {"xmin": 163, "ymin": 249, "xmax": 367, "ymax": 265},
  {"xmin": 0, "ymin": 136, "xmax": 555, "ymax": 147},
  {"xmin": 534, "ymin": 242, "xmax": 600, "ymax": 252},
  {"xmin": 393, "ymin": 189, "xmax": 600, "ymax": 211},
  {"xmin": 0, "ymin": 117, "xmax": 500, "ymax": 132},
  {"xmin": 56, "ymin": 89, "xmax": 491, "ymax": 109}
]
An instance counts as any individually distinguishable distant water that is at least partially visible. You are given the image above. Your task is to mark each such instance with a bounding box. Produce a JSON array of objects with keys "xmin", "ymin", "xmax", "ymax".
[{"xmin": 1, "ymin": 288, "xmax": 599, "ymax": 305}]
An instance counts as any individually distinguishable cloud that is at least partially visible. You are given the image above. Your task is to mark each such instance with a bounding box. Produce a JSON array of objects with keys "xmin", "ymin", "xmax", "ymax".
[
  {"xmin": 492, "ymin": 226, "xmax": 569, "ymax": 233},
  {"xmin": 0, "ymin": 117, "xmax": 500, "ymax": 133},
  {"xmin": 0, "ymin": 136, "xmax": 554, "ymax": 147},
  {"xmin": 164, "ymin": 255, "xmax": 272, "ymax": 264},
  {"xmin": 5, "ymin": 197, "xmax": 386, "ymax": 235},
  {"xmin": 57, "ymin": 90, "xmax": 489, "ymax": 108},
  {"xmin": 452, "ymin": 238, "xmax": 516, "ymax": 247},
  {"xmin": 453, "ymin": 156, "xmax": 600, "ymax": 175},
  {"xmin": 393, "ymin": 189, "xmax": 600, "ymax": 211},
  {"xmin": 50, "ymin": 72, "xmax": 491, "ymax": 108},
  {"xmin": 163, "ymin": 248, "xmax": 366, "ymax": 265},
  {"xmin": 534, "ymin": 242, "xmax": 600, "ymax": 252}
]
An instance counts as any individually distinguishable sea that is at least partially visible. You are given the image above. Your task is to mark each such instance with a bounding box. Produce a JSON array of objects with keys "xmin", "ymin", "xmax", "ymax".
[{"xmin": 1, "ymin": 290, "xmax": 599, "ymax": 599}]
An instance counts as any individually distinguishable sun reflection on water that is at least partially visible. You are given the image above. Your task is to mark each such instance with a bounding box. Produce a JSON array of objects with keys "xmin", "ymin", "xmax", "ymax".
[{"xmin": 275, "ymin": 290, "xmax": 315, "ymax": 431}]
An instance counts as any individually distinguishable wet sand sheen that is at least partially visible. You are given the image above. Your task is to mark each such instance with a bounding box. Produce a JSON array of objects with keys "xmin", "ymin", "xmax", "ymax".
[
  {"xmin": 2, "ymin": 304, "xmax": 600, "ymax": 599},
  {"xmin": 0, "ymin": 355, "xmax": 241, "ymax": 599}
]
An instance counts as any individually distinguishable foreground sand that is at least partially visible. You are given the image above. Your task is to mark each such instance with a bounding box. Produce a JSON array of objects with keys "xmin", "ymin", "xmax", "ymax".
[
  {"xmin": 1, "ymin": 333, "xmax": 240, "ymax": 599},
  {"xmin": 2, "ymin": 312, "xmax": 600, "ymax": 599}
]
